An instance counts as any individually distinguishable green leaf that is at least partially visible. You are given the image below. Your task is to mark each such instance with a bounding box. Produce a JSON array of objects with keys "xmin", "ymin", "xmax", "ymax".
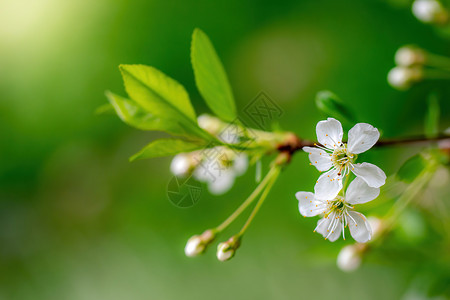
[
  {"xmin": 425, "ymin": 92, "xmax": 440, "ymax": 138},
  {"xmin": 397, "ymin": 154, "xmax": 428, "ymax": 183},
  {"xmin": 95, "ymin": 103, "xmax": 115, "ymax": 115},
  {"xmin": 191, "ymin": 28, "xmax": 236, "ymax": 122},
  {"xmin": 130, "ymin": 139, "xmax": 207, "ymax": 161},
  {"xmin": 105, "ymin": 91, "xmax": 175, "ymax": 131},
  {"xmin": 119, "ymin": 64, "xmax": 209, "ymax": 139},
  {"xmin": 315, "ymin": 91, "xmax": 356, "ymax": 125}
]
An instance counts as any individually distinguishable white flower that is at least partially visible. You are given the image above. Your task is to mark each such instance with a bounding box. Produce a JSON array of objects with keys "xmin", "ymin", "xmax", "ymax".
[
  {"xmin": 387, "ymin": 66, "xmax": 423, "ymax": 90},
  {"xmin": 412, "ymin": 0, "xmax": 449, "ymax": 24},
  {"xmin": 296, "ymin": 177, "xmax": 379, "ymax": 242},
  {"xmin": 193, "ymin": 147, "xmax": 248, "ymax": 195},
  {"xmin": 303, "ymin": 118, "xmax": 386, "ymax": 200}
]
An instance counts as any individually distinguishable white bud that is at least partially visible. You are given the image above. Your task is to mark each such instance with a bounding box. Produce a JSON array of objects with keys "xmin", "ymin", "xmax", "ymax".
[
  {"xmin": 216, "ymin": 242, "xmax": 234, "ymax": 261},
  {"xmin": 216, "ymin": 236, "xmax": 240, "ymax": 262},
  {"xmin": 337, "ymin": 245, "xmax": 362, "ymax": 272},
  {"xmin": 387, "ymin": 66, "xmax": 423, "ymax": 90},
  {"xmin": 184, "ymin": 235, "xmax": 204, "ymax": 257},
  {"xmin": 184, "ymin": 230, "xmax": 216, "ymax": 257},
  {"xmin": 170, "ymin": 154, "xmax": 192, "ymax": 177},
  {"xmin": 412, "ymin": 0, "xmax": 449, "ymax": 24},
  {"xmin": 395, "ymin": 46, "xmax": 426, "ymax": 67},
  {"xmin": 197, "ymin": 114, "xmax": 222, "ymax": 134}
]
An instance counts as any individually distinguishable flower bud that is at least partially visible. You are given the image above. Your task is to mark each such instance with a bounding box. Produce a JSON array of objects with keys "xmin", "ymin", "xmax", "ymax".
[
  {"xmin": 216, "ymin": 236, "xmax": 240, "ymax": 262},
  {"xmin": 184, "ymin": 229, "xmax": 216, "ymax": 257},
  {"xmin": 197, "ymin": 114, "xmax": 222, "ymax": 135},
  {"xmin": 395, "ymin": 46, "xmax": 426, "ymax": 67},
  {"xmin": 412, "ymin": 0, "xmax": 449, "ymax": 25},
  {"xmin": 170, "ymin": 153, "xmax": 200, "ymax": 177},
  {"xmin": 337, "ymin": 245, "xmax": 362, "ymax": 272},
  {"xmin": 170, "ymin": 154, "xmax": 191, "ymax": 177},
  {"xmin": 387, "ymin": 66, "xmax": 423, "ymax": 90}
]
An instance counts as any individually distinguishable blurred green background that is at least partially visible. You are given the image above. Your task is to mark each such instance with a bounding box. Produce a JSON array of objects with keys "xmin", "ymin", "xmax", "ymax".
[{"xmin": 1, "ymin": 0, "xmax": 450, "ymax": 299}]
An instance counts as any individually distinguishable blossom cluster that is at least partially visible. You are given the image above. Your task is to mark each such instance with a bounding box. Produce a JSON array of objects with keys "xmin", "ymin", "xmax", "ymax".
[
  {"xmin": 296, "ymin": 118, "xmax": 386, "ymax": 243},
  {"xmin": 170, "ymin": 114, "xmax": 248, "ymax": 195}
]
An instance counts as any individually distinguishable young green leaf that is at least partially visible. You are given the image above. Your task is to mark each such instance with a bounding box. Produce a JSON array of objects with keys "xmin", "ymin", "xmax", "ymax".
[
  {"xmin": 119, "ymin": 64, "xmax": 210, "ymax": 140},
  {"xmin": 397, "ymin": 153, "xmax": 428, "ymax": 183},
  {"xmin": 106, "ymin": 91, "xmax": 173, "ymax": 131},
  {"xmin": 425, "ymin": 92, "xmax": 440, "ymax": 138},
  {"xmin": 95, "ymin": 103, "xmax": 115, "ymax": 115},
  {"xmin": 191, "ymin": 28, "xmax": 236, "ymax": 122},
  {"xmin": 130, "ymin": 139, "xmax": 207, "ymax": 161},
  {"xmin": 315, "ymin": 91, "xmax": 356, "ymax": 125}
]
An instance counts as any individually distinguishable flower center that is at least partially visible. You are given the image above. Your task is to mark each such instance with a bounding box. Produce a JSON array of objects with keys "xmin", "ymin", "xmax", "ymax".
[
  {"xmin": 324, "ymin": 196, "xmax": 350, "ymax": 218},
  {"xmin": 331, "ymin": 144, "xmax": 356, "ymax": 176}
]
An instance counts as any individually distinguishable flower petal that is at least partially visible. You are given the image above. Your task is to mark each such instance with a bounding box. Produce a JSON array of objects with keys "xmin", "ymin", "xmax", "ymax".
[
  {"xmin": 233, "ymin": 154, "xmax": 248, "ymax": 176},
  {"xmin": 314, "ymin": 169, "xmax": 343, "ymax": 200},
  {"xmin": 346, "ymin": 211, "xmax": 372, "ymax": 243},
  {"xmin": 327, "ymin": 219, "xmax": 342, "ymax": 242},
  {"xmin": 207, "ymin": 171, "xmax": 235, "ymax": 195},
  {"xmin": 352, "ymin": 162, "xmax": 386, "ymax": 188},
  {"xmin": 345, "ymin": 177, "xmax": 380, "ymax": 205},
  {"xmin": 315, "ymin": 214, "xmax": 332, "ymax": 236},
  {"xmin": 347, "ymin": 123, "xmax": 380, "ymax": 154},
  {"xmin": 303, "ymin": 146, "xmax": 333, "ymax": 172},
  {"xmin": 315, "ymin": 212, "xmax": 342, "ymax": 242},
  {"xmin": 316, "ymin": 118, "xmax": 343, "ymax": 149},
  {"xmin": 296, "ymin": 192, "xmax": 327, "ymax": 217}
]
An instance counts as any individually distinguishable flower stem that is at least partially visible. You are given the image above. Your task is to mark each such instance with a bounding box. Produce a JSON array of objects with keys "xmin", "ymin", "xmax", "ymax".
[
  {"xmin": 425, "ymin": 52, "xmax": 450, "ymax": 71},
  {"xmin": 214, "ymin": 167, "xmax": 279, "ymax": 232},
  {"xmin": 382, "ymin": 166, "xmax": 436, "ymax": 233},
  {"xmin": 237, "ymin": 167, "xmax": 280, "ymax": 237}
]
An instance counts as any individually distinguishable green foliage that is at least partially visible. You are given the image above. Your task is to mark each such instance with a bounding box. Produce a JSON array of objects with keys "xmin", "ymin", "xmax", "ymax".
[
  {"xmin": 119, "ymin": 64, "xmax": 210, "ymax": 140},
  {"xmin": 424, "ymin": 93, "xmax": 440, "ymax": 138},
  {"xmin": 106, "ymin": 91, "xmax": 173, "ymax": 131},
  {"xmin": 95, "ymin": 103, "xmax": 115, "ymax": 115},
  {"xmin": 397, "ymin": 153, "xmax": 428, "ymax": 183},
  {"xmin": 130, "ymin": 139, "xmax": 207, "ymax": 161},
  {"xmin": 315, "ymin": 91, "xmax": 356, "ymax": 125},
  {"xmin": 191, "ymin": 28, "xmax": 236, "ymax": 122}
]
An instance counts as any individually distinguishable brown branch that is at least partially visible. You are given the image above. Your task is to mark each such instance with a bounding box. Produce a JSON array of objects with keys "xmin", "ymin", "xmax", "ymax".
[{"xmin": 279, "ymin": 133, "xmax": 450, "ymax": 158}]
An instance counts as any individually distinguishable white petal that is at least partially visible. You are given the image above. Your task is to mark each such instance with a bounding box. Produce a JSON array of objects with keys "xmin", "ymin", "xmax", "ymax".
[
  {"xmin": 315, "ymin": 215, "xmax": 332, "ymax": 236},
  {"xmin": 346, "ymin": 211, "xmax": 372, "ymax": 243},
  {"xmin": 345, "ymin": 177, "xmax": 380, "ymax": 205},
  {"xmin": 207, "ymin": 171, "xmax": 235, "ymax": 195},
  {"xmin": 296, "ymin": 192, "xmax": 327, "ymax": 217},
  {"xmin": 347, "ymin": 123, "xmax": 380, "ymax": 154},
  {"xmin": 352, "ymin": 162, "xmax": 386, "ymax": 188},
  {"xmin": 327, "ymin": 219, "xmax": 342, "ymax": 242},
  {"xmin": 316, "ymin": 118, "xmax": 343, "ymax": 149},
  {"xmin": 315, "ymin": 212, "xmax": 342, "ymax": 242},
  {"xmin": 170, "ymin": 154, "xmax": 191, "ymax": 177},
  {"xmin": 314, "ymin": 169, "xmax": 343, "ymax": 200},
  {"xmin": 233, "ymin": 154, "xmax": 248, "ymax": 176},
  {"xmin": 303, "ymin": 147, "xmax": 333, "ymax": 172}
]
